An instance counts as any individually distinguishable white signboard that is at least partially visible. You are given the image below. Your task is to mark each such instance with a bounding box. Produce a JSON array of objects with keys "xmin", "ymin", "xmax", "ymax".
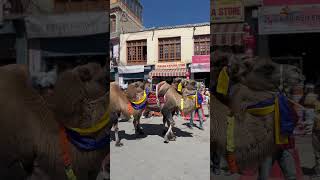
[
  {"xmin": 118, "ymin": 65, "xmax": 145, "ymax": 74},
  {"xmin": 26, "ymin": 11, "xmax": 109, "ymax": 38},
  {"xmin": 259, "ymin": 4, "xmax": 320, "ymax": 34}
]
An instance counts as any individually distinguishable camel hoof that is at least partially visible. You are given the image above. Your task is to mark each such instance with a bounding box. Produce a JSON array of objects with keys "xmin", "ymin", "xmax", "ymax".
[
  {"xmin": 115, "ymin": 142, "xmax": 123, "ymax": 147},
  {"xmin": 170, "ymin": 136, "xmax": 176, "ymax": 141}
]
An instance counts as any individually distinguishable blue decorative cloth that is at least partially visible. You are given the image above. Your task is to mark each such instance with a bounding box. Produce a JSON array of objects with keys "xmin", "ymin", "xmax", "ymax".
[
  {"xmin": 246, "ymin": 93, "xmax": 296, "ymax": 136},
  {"xmin": 278, "ymin": 94, "xmax": 296, "ymax": 135},
  {"xmin": 197, "ymin": 92, "xmax": 203, "ymax": 105},
  {"xmin": 65, "ymin": 128, "xmax": 110, "ymax": 151}
]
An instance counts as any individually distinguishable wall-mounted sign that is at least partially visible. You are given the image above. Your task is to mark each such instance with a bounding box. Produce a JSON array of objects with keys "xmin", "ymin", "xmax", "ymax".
[
  {"xmin": 259, "ymin": 4, "xmax": 320, "ymax": 35},
  {"xmin": 155, "ymin": 62, "xmax": 186, "ymax": 70},
  {"xmin": 211, "ymin": 0, "xmax": 244, "ymax": 23},
  {"xmin": 263, "ymin": 0, "xmax": 319, "ymax": 6}
]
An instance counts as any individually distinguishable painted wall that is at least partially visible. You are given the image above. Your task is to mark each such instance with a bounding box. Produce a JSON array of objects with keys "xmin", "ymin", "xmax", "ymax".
[{"xmin": 119, "ymin": 25, "xmax": 210, "ymax": 66}]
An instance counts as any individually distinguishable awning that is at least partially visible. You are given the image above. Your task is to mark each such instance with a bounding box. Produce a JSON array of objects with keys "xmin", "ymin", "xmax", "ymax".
[
  {"xmin": 211, "ymin": 23, "xmax": 244, "ymax": 46},
  {"xmin": 122, "ymin": 73, "xmax": 144, "ymax": 80},
  {"xmin": 40, "ymin": 34, "xmax": 108, "ymax": 57},
  {"xmin": 149, "ymin": 69, "xmax": 187, "ymax": 78}
]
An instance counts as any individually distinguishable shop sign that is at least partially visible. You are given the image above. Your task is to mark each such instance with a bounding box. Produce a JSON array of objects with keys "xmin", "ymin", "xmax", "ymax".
[
  {"xmin": 259, "ymin": 4, "xmax": 320, "ymax": 35},
  {"xmin": 211, "ymin": 0, "xmax": 245, "ymax": 23},
  {"xmin": 263, "ymin": 0, "xmax": 320, "ymax": 6},
  {"xmin": 155, "ymin": 62, "xmax": 186, "ymax": 70},
  {"xmin": 25, "ymin": 11, "xmax": 109, "ymax": 38}
]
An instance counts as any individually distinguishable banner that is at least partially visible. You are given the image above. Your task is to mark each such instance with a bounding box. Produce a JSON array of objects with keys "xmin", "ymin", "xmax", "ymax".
[
  {"xmin": 25, "ymin": 11, "xmax": 109, "ymax": 38},
  {"xmin": 155, "ymin": 62, "xmax": 186, "ymax": 70},
  {"xmin": 263, "ymin": 0, "xmax": 320, "ymax": 6},
  {"xmin": 211, "ymin": 0, "xmax": 244, "ymax": 23},
  {"xmin": 259, "ymin": 4, "xmax": 320, "ymax": 35},
  {"xmin": 191, "ymin": 55, "xmax": 210, "ymax": 73}
]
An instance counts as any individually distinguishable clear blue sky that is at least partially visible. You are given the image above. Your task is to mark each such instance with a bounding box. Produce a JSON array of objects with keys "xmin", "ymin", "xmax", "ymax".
[{"xmin": 140, "ymin": 0, "xmax": 210, "ymax": 28}]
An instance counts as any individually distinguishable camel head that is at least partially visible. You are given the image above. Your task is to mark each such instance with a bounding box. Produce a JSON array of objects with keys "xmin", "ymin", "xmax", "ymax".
[
  {"xmin": 126, "ymin": 81, "xmax": 145, "ymax": 102},
  {"xmin": 52, "ymin": 63, "xmax": 108, "ymax": 129},
  {"xmin": 240, "ymin": 58, "xmax": 305, "ymax": 91},
  {"xmin": 181, "ymin": 79, "xmax": 197, "ymax": 96}
]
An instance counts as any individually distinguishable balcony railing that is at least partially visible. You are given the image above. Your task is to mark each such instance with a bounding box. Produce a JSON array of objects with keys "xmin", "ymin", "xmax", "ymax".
[{"xmin": 54, "ymin": 0, "xmax": 109, "ymax": 13}]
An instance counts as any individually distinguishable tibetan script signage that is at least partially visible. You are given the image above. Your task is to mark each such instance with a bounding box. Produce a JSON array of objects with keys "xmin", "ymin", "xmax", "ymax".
[
  {"xmin": 211, "ymin": 0, "xmax": 244, "ymax": 23},
  {"xmin": 155, "ymin": 62, "xmax": 186, "ymax": 70},
  {"xmin": 259, "ymin": 4, "xmax": 320, "ymax": 35}
]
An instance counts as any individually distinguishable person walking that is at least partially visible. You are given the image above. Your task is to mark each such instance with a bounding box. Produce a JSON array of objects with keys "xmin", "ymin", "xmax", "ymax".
[{"xmin": 189, "ymin": 85, "xmax": 205, "ymax": 130}]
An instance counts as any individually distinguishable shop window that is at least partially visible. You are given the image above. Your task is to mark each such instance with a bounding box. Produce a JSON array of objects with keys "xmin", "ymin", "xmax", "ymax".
[
  {"xmin": 158, "ymin": 37, "xmax": 181, "ymax": 62},
  {"xmin": 110, "ymin": 15, "xmax": 116, "ymax": 33},
  {"xmin": 127, "ymin": 40, "xmax": 147, "ymax": 65},
  {"xmin": 194, "ymin": 35, "xmax": 210, "ymax": 55}
]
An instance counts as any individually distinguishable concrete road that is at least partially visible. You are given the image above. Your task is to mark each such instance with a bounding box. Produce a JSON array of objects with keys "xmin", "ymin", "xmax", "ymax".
[
  {"xmin": 110, "ymin": 107, "xmax": 210, "ymax": 180},
  {"xmin": 211, "ymin": 135, "xmax": 317, "ymax": 180}
]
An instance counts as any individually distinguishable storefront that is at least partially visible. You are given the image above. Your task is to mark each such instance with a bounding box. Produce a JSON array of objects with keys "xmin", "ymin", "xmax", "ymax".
[
  {"xmin": 25, "ymin": 11, "xmax": 108, "ymax": 73},
  {"xmin": 118, "ymin": 65, "xmax": 145, "ymax": 87},
  {"xmin": 191, "ymin": 55, "xmax": 210, "ymax": 87},
  {"xmin": 259, "ymin": 2, "xmax": 320, "ymax": 84},
  {"xmin": 211, "ymin": 0, "xmax": 255, "ymax": 55},
  {"xmin": 149, "ymin": 62, "xmax": 189, "ymax": 84}
]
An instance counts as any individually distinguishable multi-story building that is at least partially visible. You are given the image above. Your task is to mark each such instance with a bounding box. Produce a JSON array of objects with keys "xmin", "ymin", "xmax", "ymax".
[
  {"xmin": 1, "ymin": 0, "xmax": 109, "ymax": 73},
  {"xmin": 118, "ymin": 23, "xmax": 210, "ymax": 86},
  {"xmin": 110, "ymin": 0, "xmax": 143, "ymax": 74}
]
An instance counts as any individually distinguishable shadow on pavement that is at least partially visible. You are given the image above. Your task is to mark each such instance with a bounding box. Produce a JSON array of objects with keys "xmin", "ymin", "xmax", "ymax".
[{"xmin": 110, "ymin": 124, "xmax": 193, "ymax": 141}]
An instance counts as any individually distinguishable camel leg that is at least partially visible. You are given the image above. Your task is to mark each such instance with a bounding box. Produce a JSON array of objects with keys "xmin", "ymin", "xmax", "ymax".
[
  {"xmin": 169, "ymin": 117, "xmax": 176, "ymax": 141},
  {"xmin": 162, "ymin": 116, "xmax": 168, "ymax": 135},
  {"xmin": 113, "ymin": 123, "xmax": 123, "ymax": 147},
  {"xmin": 134, "ymin": 113, "xmax": 144, "ymax": 135},
  {"xmin": 164, "ymin": 124, "xmax": 172, "ymax": 143}
]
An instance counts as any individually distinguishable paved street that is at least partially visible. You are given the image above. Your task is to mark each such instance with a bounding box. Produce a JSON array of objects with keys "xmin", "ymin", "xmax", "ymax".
[
  {"xmin": 110, "ymin": 107, "xmax": 210, "ymax": 180},
  {"xmin": 211, "ymin": 135, "xmax": 317, "ymax": 180}
]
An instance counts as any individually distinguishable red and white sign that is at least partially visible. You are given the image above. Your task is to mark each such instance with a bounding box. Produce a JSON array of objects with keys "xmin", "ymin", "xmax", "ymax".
[
  {"xmin": 191, "ymin": 55, "xmax": 210, "ymax": 73},
  {"xmin": 211, "ymin": 0, "xmax": 244, "ymax": 23},
  {"xmin": 263, "ymin": 0, "xmax": 320, "ymax": 6},
  {"xmin": 259, "ymin": 4, "xmax": 320, "ymax": 34},
  {"xmin": 155, "ymin": 62, "xmax": 186, "ymax": 70}
]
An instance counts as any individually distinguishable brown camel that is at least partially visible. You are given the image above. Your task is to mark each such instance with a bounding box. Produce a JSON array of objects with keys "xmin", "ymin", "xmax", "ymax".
[
  {"xmin": 110, "ymin": 82, "xmax": 145, "ymax": 146},
  {"xmin": 157, "ymin": 80, "xmax": 199, "ymax": 143},
  {"xmin": 211, "ymin": 54, "xmax": 305, "ymax": 170},
  {"xmin": 0, "ymin": 63, "xmax": 108, "ymax": 180}
]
